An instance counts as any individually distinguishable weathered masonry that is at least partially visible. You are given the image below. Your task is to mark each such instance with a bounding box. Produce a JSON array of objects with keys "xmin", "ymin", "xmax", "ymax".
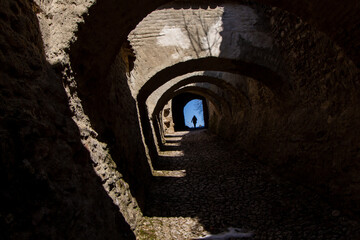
[{"xmin": 1, "ymin": 0, "xmax": 359, "ymax": 239}]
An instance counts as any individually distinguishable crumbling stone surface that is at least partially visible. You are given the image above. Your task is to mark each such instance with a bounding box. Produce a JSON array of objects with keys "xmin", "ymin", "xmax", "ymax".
[
  {"xmin": 129, "ymin": 1, "xmax": 360, "ymax": 216},
  {"xmin": 34, "ymin": 0, "xmax": 96, "ymax": 65},
  {"xmin": 208, "ymin": 6, "xmax": 360, "ymax": 214},
  {"xmin": 35, "ymin": 0, "xmax": 151, "ymax": 228},
  {"xmin": 1, "ymin": 0, "xmax": 360, "ymax": 238},
  {"xmin": 162, "ymin": 101, "xmax": 175, "ymax": 133},
  {"xmin": 128, "ymin": 3, "xmax": 285, "ymax": 98},
  {"xmin": 0, "ymin": 0, "xmax": 135, "ymax": 239},
  {"xmin": 68, "ymin": 0, "xmax": 360, "ymax": 89}
]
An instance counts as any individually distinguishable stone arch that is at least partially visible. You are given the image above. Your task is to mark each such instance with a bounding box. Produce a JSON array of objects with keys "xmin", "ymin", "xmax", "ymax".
[
  {"xmin": 127, "ymin": 3, "xmax": 289, "ymax": 97},
  {"xmin": 151, "ymin": 77, "xmax": 234, "ymax": 148},
  {"xmin": 137, "ymin": 57, "xmax": 284, "ymax": 157},
  {"xmin": 173, "ymin": 85, "xmax": 229, "ymax": 118},
  {"xmin": 137, "ymin": 56, "xmax": 286, "ymax": 105},
  {"xmin": 152, "ymin": 85, "xmax": 227, "ymax": 154},
  {"xmin": 3, "ymin": 0, "xmax": 360, "ymax": 238},
  {"xmin": 69, "ymin": 0, "xmax": 360, "ymax": 86},
  {"xmin": 35, "ymin": 0, "xmax": 360, "ymax": 221},
  {"xmin": 153, "ymin": 83, "xmax": 229, "ymax": 142},
  {"xmin": 151, "ymin": 73, "xmax": 246, "ymax": 118}
]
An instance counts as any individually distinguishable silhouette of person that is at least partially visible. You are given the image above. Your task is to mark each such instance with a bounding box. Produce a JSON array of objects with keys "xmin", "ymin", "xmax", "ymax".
[{"xmin": 191, "ymin": 115, "xmax": 197, "ymax": 128}]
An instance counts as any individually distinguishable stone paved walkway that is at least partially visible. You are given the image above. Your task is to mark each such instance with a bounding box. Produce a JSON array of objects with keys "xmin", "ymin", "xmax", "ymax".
[{"xmin": 136, "ymin": 130, "xmax": 360, "ymax": 239}]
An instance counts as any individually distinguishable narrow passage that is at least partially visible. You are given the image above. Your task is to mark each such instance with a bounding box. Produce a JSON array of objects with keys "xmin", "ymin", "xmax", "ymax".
[{"xmin": 136, "ymin": 130, "xmax": 360, "ymax": 239}]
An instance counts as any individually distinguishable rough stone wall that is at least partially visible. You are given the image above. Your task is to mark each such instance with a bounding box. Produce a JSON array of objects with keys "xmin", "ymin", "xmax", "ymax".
[
  {"xmin": 209, "ymin": 6, "xmax": 360, "ymax": 214},
  {"xmin": 147, "ymin": 71, "xmax": 244, "ymax": 117},
  {"xmin": 148, "ymin": 71, "xmax": 248, "ymax": 143},
  {"xmin": 2, "ymin": 0, "xmax": 360, "ymax": 238},
  {"xmin": 34, "ymin": 0, "xmax": 96, "ymax": 65},
  {"xmin": 0, "ymin": 0, "xmax": 135, "ymax": 239},
  {"xmin": 62, "ymin": 49, "xmax": 148, "ymax": 230},
  {"xmin": 162, "ymin": 101, "xmax": 175, "ymax": 133},
  {"xmin": 79, "ymin": 48, "xmax": 153, "ymax": 208},
  {"xmin": 268, "ymin": 7, "xmax": 360, "ymax": 212},
  {"xmin": 128, "ymin": 3, "xmax": 285, "ymax": 97},
  {"xmin": 131, "ymin": 3, "xmax": 285, "ymax": 168},
  {"xmin": 68, "ymin": 0, "xmax": 360, "ymax": 95},
  {"xmin": 35, "ymin": 0, "xmax": 150, "ymax": 226},
  {"xmin": 128, "ymin": 5, "xmax": 224, "ymax": 95}
]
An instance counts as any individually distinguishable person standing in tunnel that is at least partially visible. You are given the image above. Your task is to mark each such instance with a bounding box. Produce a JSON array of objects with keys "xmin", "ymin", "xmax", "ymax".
[{"xmin": 191, "ymin": 115, "xmax": 197, "ymax": 128}]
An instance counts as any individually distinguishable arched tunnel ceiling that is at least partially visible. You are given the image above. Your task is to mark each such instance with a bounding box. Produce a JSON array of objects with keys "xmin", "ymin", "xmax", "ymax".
[
  {"xmin": 174, "ymin": 84, "xmax": 229, "ymax": 115},
  {"xmin": 3, "ymin": 0, "xmax": 360, "ymax": 238},
  {"xmin": 128, "ymin": 3, "xmax": 287, "ymax": 97},
  {"xmin": 149, "ymin": 72, "xmax": 248, "ymax": 117},
  {"xmin": 137, "ymin": 57, "xmax": 285, "ymax": 104},
  {"xmin": 129, "ymin": 3, "xmax": 301, "ymax": 105},
  {"xmin": 173, "ymin": 86, "xmax": 224, "ymax": 116},
  {"xmin": 68, "ymin": 0, "xmax": 360, "ymax": 86}
]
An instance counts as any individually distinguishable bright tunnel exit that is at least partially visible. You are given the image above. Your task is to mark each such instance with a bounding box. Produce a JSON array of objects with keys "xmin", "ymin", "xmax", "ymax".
[{"xmin": 183, "ymin": 99, "xmax": 205, "ymax": 128}]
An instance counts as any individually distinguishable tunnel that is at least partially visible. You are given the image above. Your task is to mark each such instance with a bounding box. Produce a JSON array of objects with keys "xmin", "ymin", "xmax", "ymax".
[
  {"xmin": 172, "ymin": 93, "xmax": 209, "ymax": 131},
  {"xmin": 1, "ymin": 0, "xmax": 360, "ymax": 239}
]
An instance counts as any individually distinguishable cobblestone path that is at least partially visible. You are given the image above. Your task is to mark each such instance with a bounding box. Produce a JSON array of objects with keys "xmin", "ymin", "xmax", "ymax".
[{"xmin": 136, "ymin": 130, "xmax": 360, "ymax": 239}]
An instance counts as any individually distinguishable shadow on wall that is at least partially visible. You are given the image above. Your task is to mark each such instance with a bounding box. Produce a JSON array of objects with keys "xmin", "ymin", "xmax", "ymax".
[
  {"xmin": 0, "ymin": 0, "xmax": 135, "ymax": 239},
  {"xmin": 213, "ymin": 2, "xmax": 360, "ymax": 215},
  {"xmin": 72, "ymin": 48, "xmax": 153, "ymax": 210},
  {"xmin": 146, "ymin": 3, "xmax": 360, "ymax": 234}
]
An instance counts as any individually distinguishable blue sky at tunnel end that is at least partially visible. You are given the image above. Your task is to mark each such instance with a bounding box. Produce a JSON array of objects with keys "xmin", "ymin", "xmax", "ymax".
[{"xmin": 183, "ymin": 99, "xmax": 205, "ymax": 128}]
